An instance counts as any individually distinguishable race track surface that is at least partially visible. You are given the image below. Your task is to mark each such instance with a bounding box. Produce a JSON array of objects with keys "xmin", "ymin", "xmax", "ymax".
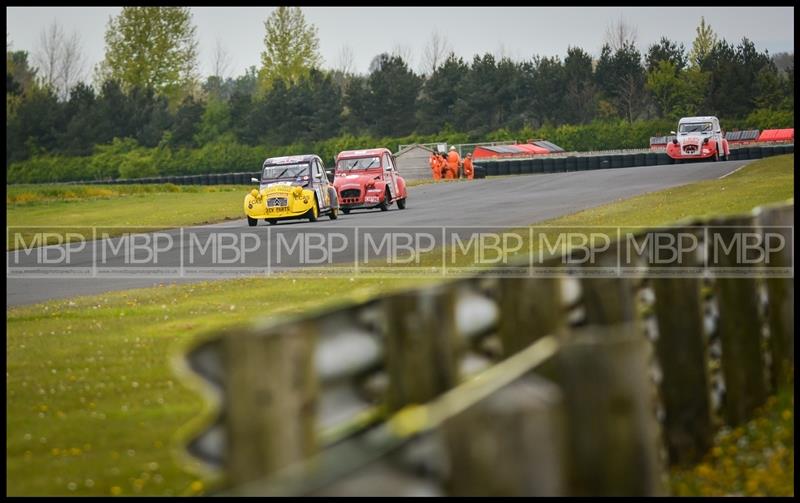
[{"xmin": 7, "ymin": 160, "xmax": 748, "ymax": 307}]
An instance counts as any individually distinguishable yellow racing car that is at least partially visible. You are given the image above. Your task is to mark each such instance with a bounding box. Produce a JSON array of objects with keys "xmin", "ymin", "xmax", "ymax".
[{"xmin": 244, "ymin": 154, "xmax": 339, "ymax": 226}]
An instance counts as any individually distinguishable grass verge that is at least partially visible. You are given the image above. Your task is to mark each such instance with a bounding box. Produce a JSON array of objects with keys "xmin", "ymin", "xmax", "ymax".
[{"xmin": 5, "ymin": 155, "xmax": 794, "ymax": 495}]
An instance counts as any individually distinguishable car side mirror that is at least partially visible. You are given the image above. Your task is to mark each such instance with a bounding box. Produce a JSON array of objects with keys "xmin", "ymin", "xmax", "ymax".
[
  {"xmin": 250, "ymin": 177, "xmax": 259, "ymax": 183},
  {"xmin": 670, "ymin": 131, "xmax": 676, "ymax": 135}
]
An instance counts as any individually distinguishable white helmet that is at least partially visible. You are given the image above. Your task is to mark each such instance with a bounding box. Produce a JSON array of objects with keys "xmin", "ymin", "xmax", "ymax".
[{"xmin": 449, "ymin": 146, "xmax": 456, "ymax": 151}]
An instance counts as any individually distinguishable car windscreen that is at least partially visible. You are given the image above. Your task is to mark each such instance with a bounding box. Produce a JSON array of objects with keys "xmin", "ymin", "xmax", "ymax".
[
  {"xmin": 679, "ymin": 123, "xmax": 713, "ymax": 134},
  {"xmin": 336, "ymin": 156, "xmax": 381, "ymax": 171},
  {"xmin": 262, "ymin": 163, "xmax": 309, "ymax": 180}
]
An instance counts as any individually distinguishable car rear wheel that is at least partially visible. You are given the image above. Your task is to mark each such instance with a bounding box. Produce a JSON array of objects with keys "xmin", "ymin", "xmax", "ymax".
[
  {"xmin": 342, "ymin": 208, "xmax": 351, "ymax": 215},
  {"xmin": 266, "ymin": 219, "xmax": 276, "ymax": 225},
  {"xmin": 247, "ymin": 216, "xmax": 257, "ymax": 227},
  {"xmin": 397, "ymin": 197, "xmax": 406, "ymax": 210}
]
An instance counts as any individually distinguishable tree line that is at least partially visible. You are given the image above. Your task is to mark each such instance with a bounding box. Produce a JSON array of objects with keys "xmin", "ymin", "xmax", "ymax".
[{"xmin": 6, "ymin": 7, "xmax": 794, "ymax": 182}]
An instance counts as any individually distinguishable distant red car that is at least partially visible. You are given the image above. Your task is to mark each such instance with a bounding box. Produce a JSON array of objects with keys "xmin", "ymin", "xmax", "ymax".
[
  {"xmin": 666, "ymin": 116, "xmax": 730, "ymax": 163},
  {"xmin": 333, "ymin": 148, "xmax": 408, "ymax": 214}
]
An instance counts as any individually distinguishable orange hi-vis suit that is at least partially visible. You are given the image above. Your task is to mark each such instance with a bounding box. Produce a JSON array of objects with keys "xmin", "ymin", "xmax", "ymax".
[
  {"xmin": 463, "ymin": 155, "xmax": 474, "ymax": 180},
  {"xmin": 430, "ymin": 153, "xmax": 441, "ymax": 180},
  {"xmin": 447, "ymin": 150, "xmax": 460, "ymax": 179}
]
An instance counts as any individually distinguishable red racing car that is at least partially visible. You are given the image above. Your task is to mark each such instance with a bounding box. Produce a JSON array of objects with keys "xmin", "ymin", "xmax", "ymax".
[
  {"xmin": 333, "ymin": 148, "xmax": 408, "ymax": 214},
  {"xmin": 666, "ymin": 115, "xmax": 730, "ymax": 163}
]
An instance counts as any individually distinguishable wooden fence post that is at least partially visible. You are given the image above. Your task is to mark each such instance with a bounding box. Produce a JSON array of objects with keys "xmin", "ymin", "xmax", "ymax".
[
  {"xmin": 755, "ymin": 203, "xmax": 795, "ymax": 389},
  {"xmin": 556, "ymin": 322, "xmax": 666, "ymax": 496},
  {"xmin": 579, "ymin": 239, "xmax": 637, "ymax": 325},
  {"xmin": 709, "ymin": 215, "xmax": 768, "ymax": 426},
  {"xmin": 443, "ymin": 374, "xmax": 566, "ymax": 496},
  {"xmin": 224, "ymin": 321, "xmax": 318, "ymax": 487},
  {"xmin": 648, "ymin": 225, "xmax": 714, "ymax": 465},
  {"xmin": 384, "ymin": 285, "xmax": 461, "ymax": 412},
  {"xmin": 498, "ymin": 277, "xmax": 566, "ymax": 356}
]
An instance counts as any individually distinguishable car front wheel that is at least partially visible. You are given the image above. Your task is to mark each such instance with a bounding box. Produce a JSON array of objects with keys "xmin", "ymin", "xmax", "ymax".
[
  {"xmin": 397, "ymin": 197, "xmax": 406, "ymax": 209},
  {"xmin": 308, "ymin": 198, "xmax": 319, "ymax": 222},
  {"xmin": 379, "ymin": 189, "xmax": 390, "ymax": 211},
  {"xmin": 247, "ymin": 216, "xmax": 257, "ymax": 227}
]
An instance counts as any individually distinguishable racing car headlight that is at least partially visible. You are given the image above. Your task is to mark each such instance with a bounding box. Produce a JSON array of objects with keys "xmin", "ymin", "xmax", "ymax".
[
  {"xmin": 365, "ymin": 181, "xmax": 375, "ymax": 189},
  {"xmin": 703, "ymin": 138, "xmax": 709, "ymax": 144},
  {"xmin": 672, "ymin": 139, "xmax": 678, "ymax": 145},
  {"xmin": 250, "ymin": 189, "xmax": 258, "ymax": 198},
  {"xmin": 293, "ymin": 186, "xmax": 303, "ymax": 198}
]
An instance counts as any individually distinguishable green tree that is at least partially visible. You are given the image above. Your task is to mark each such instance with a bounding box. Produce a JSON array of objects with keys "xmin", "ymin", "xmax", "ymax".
[
  {"xmin": 416, "ymin": 53, "xmax": 469, "ymax": 134},
  {"xmin": 595, "ymin": 43, "xmax": 647, "ymax": 123},
  {"xmin": 646, "ymin": 37, "xmax": 687, "ymax": 72},
  {"xmin": 646, "ymin": 61, "xmax": 708, "ymax": 119},
  {"xmin": 258, "ymin": 7, "xmax": 322, "ymax": 93},
  {"xmin": 365, "ymin": 54, "xmax": 421, "ymax": 136},
  {"xmin": 562, "ymin": 47, "xmax": 597, "ymax": 124},
  {"xmin": 97, "ymin": 7, "xmax": 199, "ymax": 104},
  {"xmin": 689, "ymin": 17, "xmax": 718, "ymax": 68},
  {"xmin": 194, "ymin": 97, "xmax": 231, "ymax": 146}
]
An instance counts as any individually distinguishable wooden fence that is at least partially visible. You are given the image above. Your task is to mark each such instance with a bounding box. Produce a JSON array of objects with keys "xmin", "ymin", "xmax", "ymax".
[{"xmin": 173, "ymin": 200, "xmax": 794, "ymax": 496}]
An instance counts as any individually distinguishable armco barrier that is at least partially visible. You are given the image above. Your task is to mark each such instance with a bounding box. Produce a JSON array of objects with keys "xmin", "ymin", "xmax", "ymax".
[
  {"xmin": 565, "ymin": 156, "xmax": 577, "ymax": 172},
  {"xmin": 577, "ymin": 156, "xmax": 588, "ymax": 171},
  {"xmin": 610, "ymin": 155, "xmax": 622, "ymax": 169},
  {"xmin": 509, "ymin": 160, "xmax": 522, "ymax": 175},
  {"xmin": 553, "ymin": 157, "xmax": 566, "ymax": 173},
  {"xmin": 749, "ymin": 146, "xmax": 762, "ymax": 160},
  {"xmin": 635, "ymin": 153, "xmax": 646, "ymax": 167},
  {"xmin": 520, "ymin": 159, "xmax": 532, "ymax": 174},
  {"xmin": 543, "ymin": 158, "xmax": 554, "ymax": 173},
  {"xmin": 532, "ymin": 158, "xmax": 544, "ymax": 174},
  {"xmin": 646, "ymin": 153, "xmax": 657, "ymax": 166}
]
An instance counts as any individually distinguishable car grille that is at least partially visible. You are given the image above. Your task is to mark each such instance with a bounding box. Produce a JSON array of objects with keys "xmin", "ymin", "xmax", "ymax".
[
  {"xmin": 341, "ymin": 189, "xmax": 360, "ymax": 199},
  {"xmin": 682, "ymin": 144, "xmax": 698, "ymax": 155},
  {"xmin": 267, "ymin": 197, "xmax": 288, "ymax": 207}
]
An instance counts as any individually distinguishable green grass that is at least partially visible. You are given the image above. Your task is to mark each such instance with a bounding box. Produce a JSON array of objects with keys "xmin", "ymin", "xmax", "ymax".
[
  {"xmin": 6, "ymin": 183, "xmax": 253, "ymax": 206},
  {"xmin": 5, "ymin": 155, "xmax": 795, "ymax": 496}
]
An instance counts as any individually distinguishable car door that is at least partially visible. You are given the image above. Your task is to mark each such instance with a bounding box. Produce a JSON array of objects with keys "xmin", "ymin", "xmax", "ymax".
[
  {"xmin": 382, "ymin": 153, "xmax": 397, "ymax": 201},
  {"xmin": 312, "ymin": 159, "xmax": 330, "ymax": 210}
]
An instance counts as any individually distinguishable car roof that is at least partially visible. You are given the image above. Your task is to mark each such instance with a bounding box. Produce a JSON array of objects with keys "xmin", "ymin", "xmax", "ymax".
[
  {"xmin": 263, "ymin": 154, "xmax": 318, "ymax": 166},
  {"xmin": 337, "ymin": 148, "xmax": 390, "ymax": 159},
  {"xmin": 679, "ymin": 116, "xmax": 719, "ymax": 123}
]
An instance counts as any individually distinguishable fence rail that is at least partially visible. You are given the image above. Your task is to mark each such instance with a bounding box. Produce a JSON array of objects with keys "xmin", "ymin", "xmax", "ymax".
[{"xmin": 173, "ymin": 198, "xmax": 794, "ymax": 495}]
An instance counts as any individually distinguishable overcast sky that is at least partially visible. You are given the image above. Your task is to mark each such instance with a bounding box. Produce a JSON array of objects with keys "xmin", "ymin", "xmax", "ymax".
[{"xmin": 6, "ymin": 6, "xmax": 794, "ymax": 81}]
